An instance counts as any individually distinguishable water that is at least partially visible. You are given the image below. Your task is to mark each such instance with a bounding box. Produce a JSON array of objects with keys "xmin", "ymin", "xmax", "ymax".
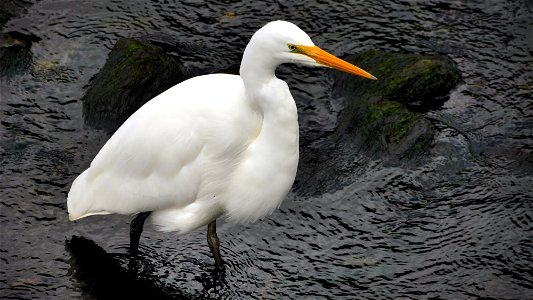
[{"xmin": 1, "ymin": 0, "xmax": 532, "ymax": 299}]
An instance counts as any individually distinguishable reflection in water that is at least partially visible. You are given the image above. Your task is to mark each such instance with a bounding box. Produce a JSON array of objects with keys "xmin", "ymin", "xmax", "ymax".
[
  {"xmin": 1, "ymin": 0, "xmax": 532, "ymax": 299},
  {"xmin": 67, "ymin": 236, "xmax": 229, "ymax": 299},
  {"xmin": 66, "ymin": 236, "xmax": 168, "ymax": 299}
]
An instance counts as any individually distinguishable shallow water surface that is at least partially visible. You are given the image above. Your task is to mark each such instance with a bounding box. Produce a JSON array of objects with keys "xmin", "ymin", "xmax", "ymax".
[{"xmin": 1, "ymin": 0, "xmax": 532, "ymax": 299}]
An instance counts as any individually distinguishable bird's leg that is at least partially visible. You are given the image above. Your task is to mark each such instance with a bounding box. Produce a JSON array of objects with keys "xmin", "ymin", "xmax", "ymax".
[
  {"xmin": 130, "ymin": 211, "xmax": 151, "ymax": 256},
  {"xmin": 207, "ymin": 219, "xmax": 223, "ymax": 269}
]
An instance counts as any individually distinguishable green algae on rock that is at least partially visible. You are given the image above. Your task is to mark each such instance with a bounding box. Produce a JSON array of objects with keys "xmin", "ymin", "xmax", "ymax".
[
  {"xmin": 295, "ymin": 50, "xmax": 461, "ymax": 195},
  {"xmin": 82, "ymin": 38, "xmax": 189, "ymax": 132},
  {"xmin": 341, "ymin": 50, "xmax": 461, "ymax": 110},
  {"xmin": 333, "ymin": 50, "xmax": 461, "ymax": 160}
]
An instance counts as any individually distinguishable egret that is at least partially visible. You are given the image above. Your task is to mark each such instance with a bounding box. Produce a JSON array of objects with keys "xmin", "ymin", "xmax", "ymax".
[{"xmin": 67, "ymin": 20, "xmax": 376, "ymax": 269}]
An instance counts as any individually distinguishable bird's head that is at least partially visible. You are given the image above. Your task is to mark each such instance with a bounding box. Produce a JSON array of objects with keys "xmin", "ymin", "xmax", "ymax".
[{"xmin": 245, "ymin": 20, "xmax": 377, "ymax": 80}]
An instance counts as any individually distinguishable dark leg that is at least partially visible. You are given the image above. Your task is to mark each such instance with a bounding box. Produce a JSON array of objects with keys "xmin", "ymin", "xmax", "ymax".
[
  {"xmin": 207, "ymin": 219, "xmax": 223, "ymax": 269},
  {"xmin": 130, "ymin": 211, "xmax": 151, "ymax": 255}
]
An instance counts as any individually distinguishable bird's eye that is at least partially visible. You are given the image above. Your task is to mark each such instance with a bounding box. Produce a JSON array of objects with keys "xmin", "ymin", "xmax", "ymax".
[{"xmin": 288, "ymin": 44, "xmax": 297, "ymax": 52}]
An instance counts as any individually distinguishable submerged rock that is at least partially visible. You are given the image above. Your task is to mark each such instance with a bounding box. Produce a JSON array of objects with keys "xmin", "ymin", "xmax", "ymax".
[{"xmin": 82, "ymin": 38, "xmax": 189, "ymax": 131}]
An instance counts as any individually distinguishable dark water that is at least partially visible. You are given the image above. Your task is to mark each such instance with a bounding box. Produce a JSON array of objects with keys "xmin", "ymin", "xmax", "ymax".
[{"xmin": 1, "ymin": 0, "xmax": 532, "ymax": 299}]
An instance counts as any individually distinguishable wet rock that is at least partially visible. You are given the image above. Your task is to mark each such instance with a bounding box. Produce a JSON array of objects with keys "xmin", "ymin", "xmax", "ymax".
[
  {"xmin": 82, "ymin": 38, "xmax": 189, "ymax": 131},
  {"xmin": 0, "ymin": 31, "xmax": 40, "ymax": 77},
  {"xmin": 339, "ymin": 50, "xmax": 461, "ymax": 112},
  {"xmin": 354, "ymin": 99, "xmax": 435, "ymax": 159},
  {"xmin": 295, "ymin": 50, "xmax": 461, "ymax": 195},
  {"xmin": 333, "ymin": 50, "xmax": 461, "ymax": 159}
]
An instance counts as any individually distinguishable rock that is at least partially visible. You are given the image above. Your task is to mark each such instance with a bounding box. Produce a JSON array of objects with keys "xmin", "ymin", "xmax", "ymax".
[
  {"xmin": 82, "ymin": 38, "xmax": 190, "ymax": 131},
  {"xmin": 0, "ymin": 31, "xmax": 40, "ymax": 77},
  {"xmin": 295, "ymin": 50, "xmax": 461, "ymax": 195},
  {"xmin": 332, "ymin": 50, "xmax": 461, "ymax": 159},
  {"xmin": 356, "ymin": 100, "xmax": 435, "ymax": 159},
  {"xmin": 338, "ymin": 50, "xmax": 461, "ymax": 112}
]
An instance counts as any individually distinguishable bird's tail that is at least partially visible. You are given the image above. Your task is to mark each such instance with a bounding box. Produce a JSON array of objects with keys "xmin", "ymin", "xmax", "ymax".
[{"xmin": 67, "ymin": 170, "xmax": 111, "ymax": 221}]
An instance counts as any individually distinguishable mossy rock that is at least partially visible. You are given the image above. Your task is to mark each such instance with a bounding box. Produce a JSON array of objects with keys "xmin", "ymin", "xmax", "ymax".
[
  {"xmin": 82, "ymin": 38, "xmax": 189, "ymax": 131},
  {"xmin": 360, "ymin": 100, "xmax": 434, "ymax": 158},
  {"xmin": 336, "ymin": 50, "xmax": 461, "ymax": 111},
  {"xmin": 295, "ymin": 51, "xmax": 460, "ymax": 194},
  {"xmin": 0, "ymin": 31, "xmax": 40, "ymax": 77},
  {"xmin": 332, "ymin": 50, "xmax": 461, "ymax": 159}
]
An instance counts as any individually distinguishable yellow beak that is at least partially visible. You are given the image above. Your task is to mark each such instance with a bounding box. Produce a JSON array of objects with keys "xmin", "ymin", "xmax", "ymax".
[{"xmin": 297, "ymin": 45, "xmax": 377, "ymax": 80}]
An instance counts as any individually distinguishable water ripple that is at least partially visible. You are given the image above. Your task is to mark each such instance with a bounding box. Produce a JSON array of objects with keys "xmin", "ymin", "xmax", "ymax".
[{"xmin": 1, "ymin": 0, "xmax": 532, "ymax": 299}]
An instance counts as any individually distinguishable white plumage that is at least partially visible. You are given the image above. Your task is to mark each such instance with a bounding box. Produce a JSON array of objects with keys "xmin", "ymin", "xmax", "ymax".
[{"xmin": 67, "ymin": 21, "xmax": 375, "ymax": 255}]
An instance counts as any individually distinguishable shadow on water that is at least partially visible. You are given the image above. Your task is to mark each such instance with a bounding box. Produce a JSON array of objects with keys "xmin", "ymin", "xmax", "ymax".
[{"xmin": 66, "ymin": 236, "xmax": 228, "ymax": 299}]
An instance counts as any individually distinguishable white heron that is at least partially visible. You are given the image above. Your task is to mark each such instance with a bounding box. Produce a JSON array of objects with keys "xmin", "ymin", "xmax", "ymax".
[{"xmin": 67, "ymin": 20, "xmax": 376, "ymax": 269}]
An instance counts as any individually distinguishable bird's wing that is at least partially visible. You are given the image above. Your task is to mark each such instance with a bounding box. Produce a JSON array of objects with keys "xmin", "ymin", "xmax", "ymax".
[{"xmin": 68, "ymin": 74, "xmax": 257, "ymax": 219}]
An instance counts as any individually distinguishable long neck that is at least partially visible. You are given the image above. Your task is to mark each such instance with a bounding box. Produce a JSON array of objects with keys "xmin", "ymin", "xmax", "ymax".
[
  {"xmin": 239, "ymin": 38, "xmax": 299, "ymax": 169},
  {"xmin": 238, "ymin": 37, "xmax": 299, "ymax": 127},
  {"xmin": 239, "ymin": 42, "xmax": 278, "ymax": 93},
  {"xmin": 226, "ymin": 43, "xmax": 299, "ymax": 223}
]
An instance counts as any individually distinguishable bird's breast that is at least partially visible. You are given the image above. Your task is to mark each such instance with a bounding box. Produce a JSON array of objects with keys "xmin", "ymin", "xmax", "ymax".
[{"xmin": 223, "ymin": 81, "xmax": 299, "ymax": 223}]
